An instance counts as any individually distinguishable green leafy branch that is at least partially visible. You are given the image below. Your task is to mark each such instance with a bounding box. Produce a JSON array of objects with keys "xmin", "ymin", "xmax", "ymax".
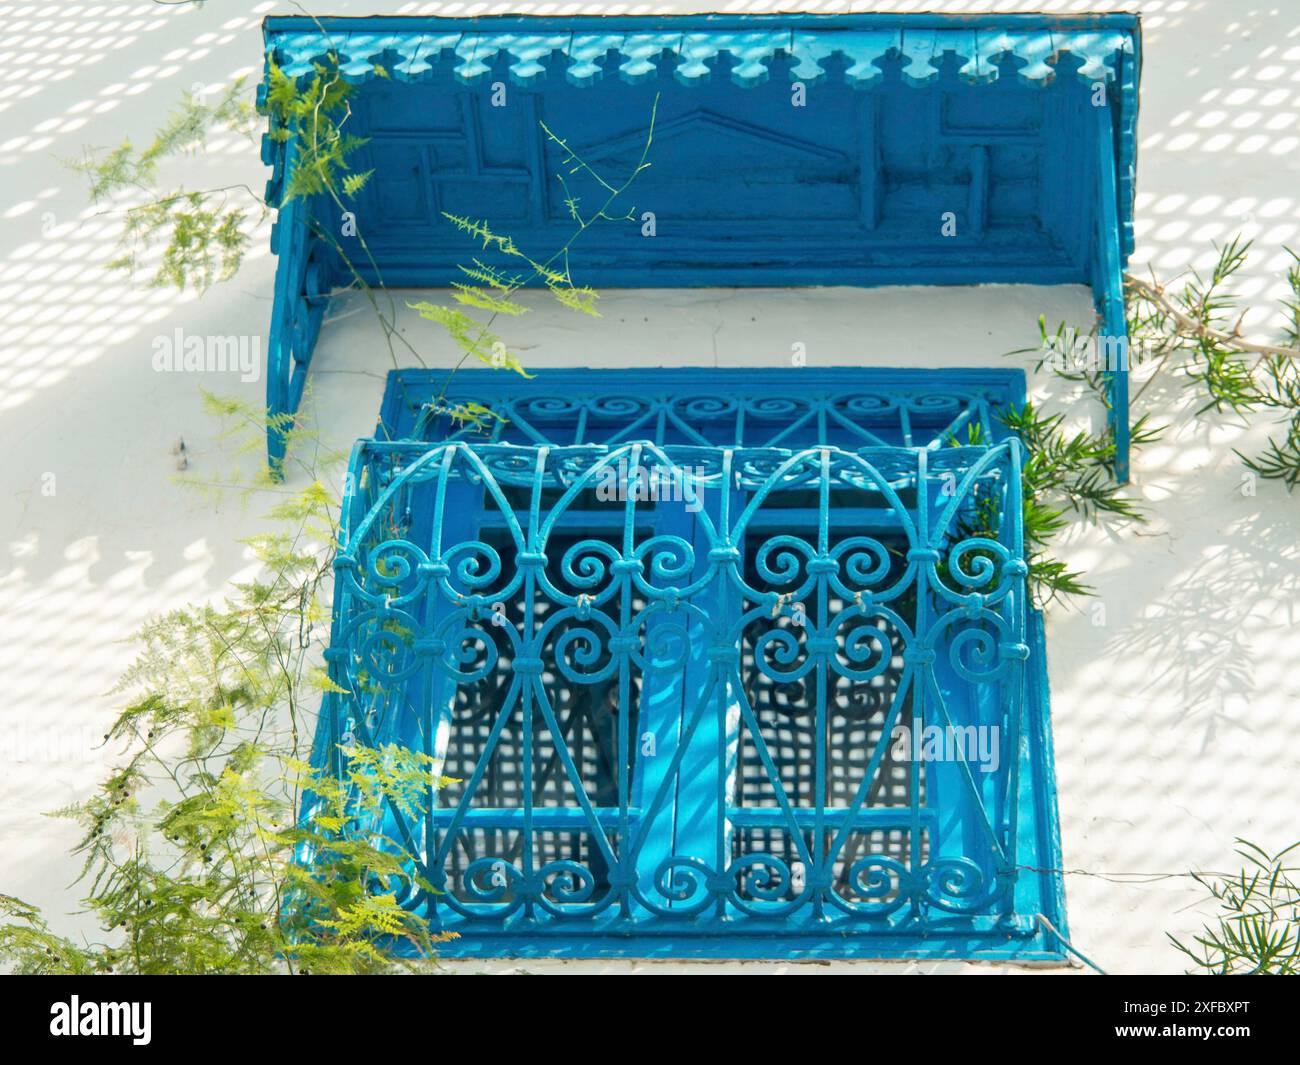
[
  {"xmin": 68, "ymin": 80, "xmax": 260, "ymax": 293},
  {"xmin": 71, "ymin": 80, "xmax": 256, "ymax": 202},
  {"xmin": 1001, "ymin": 398, "xmax": 1155, "ymax": 605},
  {"xmin": 0, "ymin": 401, "xmax": 447, "ymax": 974},
  {"xmin": 981, "ymin": 315, "xmax": 1159, "ymax": 606},
  {"xmin": 260, "ymin": 53, "xmax": 435, "ymax": 380},
  {"xmin": 1170, "ymin": 839, "xmax": 1300, "ymax": 975},
  {"xmin": 997, "ymin": 238, "xmax": 1300, "ymax": 607},
  {"xmin": 1125, "ymin": 238, "xmax": 1300, "ymax": 489}
]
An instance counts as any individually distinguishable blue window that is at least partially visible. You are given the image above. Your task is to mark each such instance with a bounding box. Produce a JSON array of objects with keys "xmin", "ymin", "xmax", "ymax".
[
  {"xmin": 262, "ymin": 8, "xmax": 1144, "ymax": 963},
  {"xmin": 319, "ymin": 368, "xmax": 1067, "ymax": 960}
]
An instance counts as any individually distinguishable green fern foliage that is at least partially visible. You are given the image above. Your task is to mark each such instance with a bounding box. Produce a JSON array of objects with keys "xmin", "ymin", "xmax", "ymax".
[
  {"xmin": 0, "ymin": 403, "xmax": 446, "ymax": 974},
  {"xmin": 69, "ymin": 80, "xmax": 258, "ymax": 294}
]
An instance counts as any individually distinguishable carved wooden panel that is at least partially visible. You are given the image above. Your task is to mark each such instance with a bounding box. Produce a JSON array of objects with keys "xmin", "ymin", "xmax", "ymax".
[{"xmin": 340, "ymin": 51, "xmax": 1095, "ymax": 289}]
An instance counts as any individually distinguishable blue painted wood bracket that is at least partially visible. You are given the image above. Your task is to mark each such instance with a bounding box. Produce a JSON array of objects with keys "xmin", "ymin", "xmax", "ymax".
[
  {"xmin": 1093, "ymin": 98, "xmax": 1135, "ymax": 484},
  {"xmin": 257, "ymin": 11, "xmax": 1141, "ymax": 477}
]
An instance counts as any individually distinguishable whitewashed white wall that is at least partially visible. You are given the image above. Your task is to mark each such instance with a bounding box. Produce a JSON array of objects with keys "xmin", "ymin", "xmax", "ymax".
[{"xmin": 2, "ymin": 0, "xmax": 1298, "ymax": 975}]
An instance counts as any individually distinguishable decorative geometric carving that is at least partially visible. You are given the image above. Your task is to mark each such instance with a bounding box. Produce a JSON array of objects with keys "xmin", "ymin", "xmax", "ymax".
[{"xmin": 268, "ymin": 25, "xmax": 1134, "ymax": 90}]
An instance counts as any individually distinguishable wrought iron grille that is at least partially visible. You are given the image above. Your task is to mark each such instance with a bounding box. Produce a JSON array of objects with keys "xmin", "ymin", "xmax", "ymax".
[{"xmin": 317, "ymin": 434, "xmax": 1043, "ymax": 954}]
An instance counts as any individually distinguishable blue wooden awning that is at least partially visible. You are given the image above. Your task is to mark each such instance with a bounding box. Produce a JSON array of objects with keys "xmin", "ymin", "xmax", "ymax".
[{"xmin": 258, "ymin": 12, "xmax": 1140, "ymax": 478}]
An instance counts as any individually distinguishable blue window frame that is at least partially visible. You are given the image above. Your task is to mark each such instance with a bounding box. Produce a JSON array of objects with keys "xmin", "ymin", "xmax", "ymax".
[{"xmin": 318, "ymin": 368, "xmax": 1067, "ymax": 960}]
